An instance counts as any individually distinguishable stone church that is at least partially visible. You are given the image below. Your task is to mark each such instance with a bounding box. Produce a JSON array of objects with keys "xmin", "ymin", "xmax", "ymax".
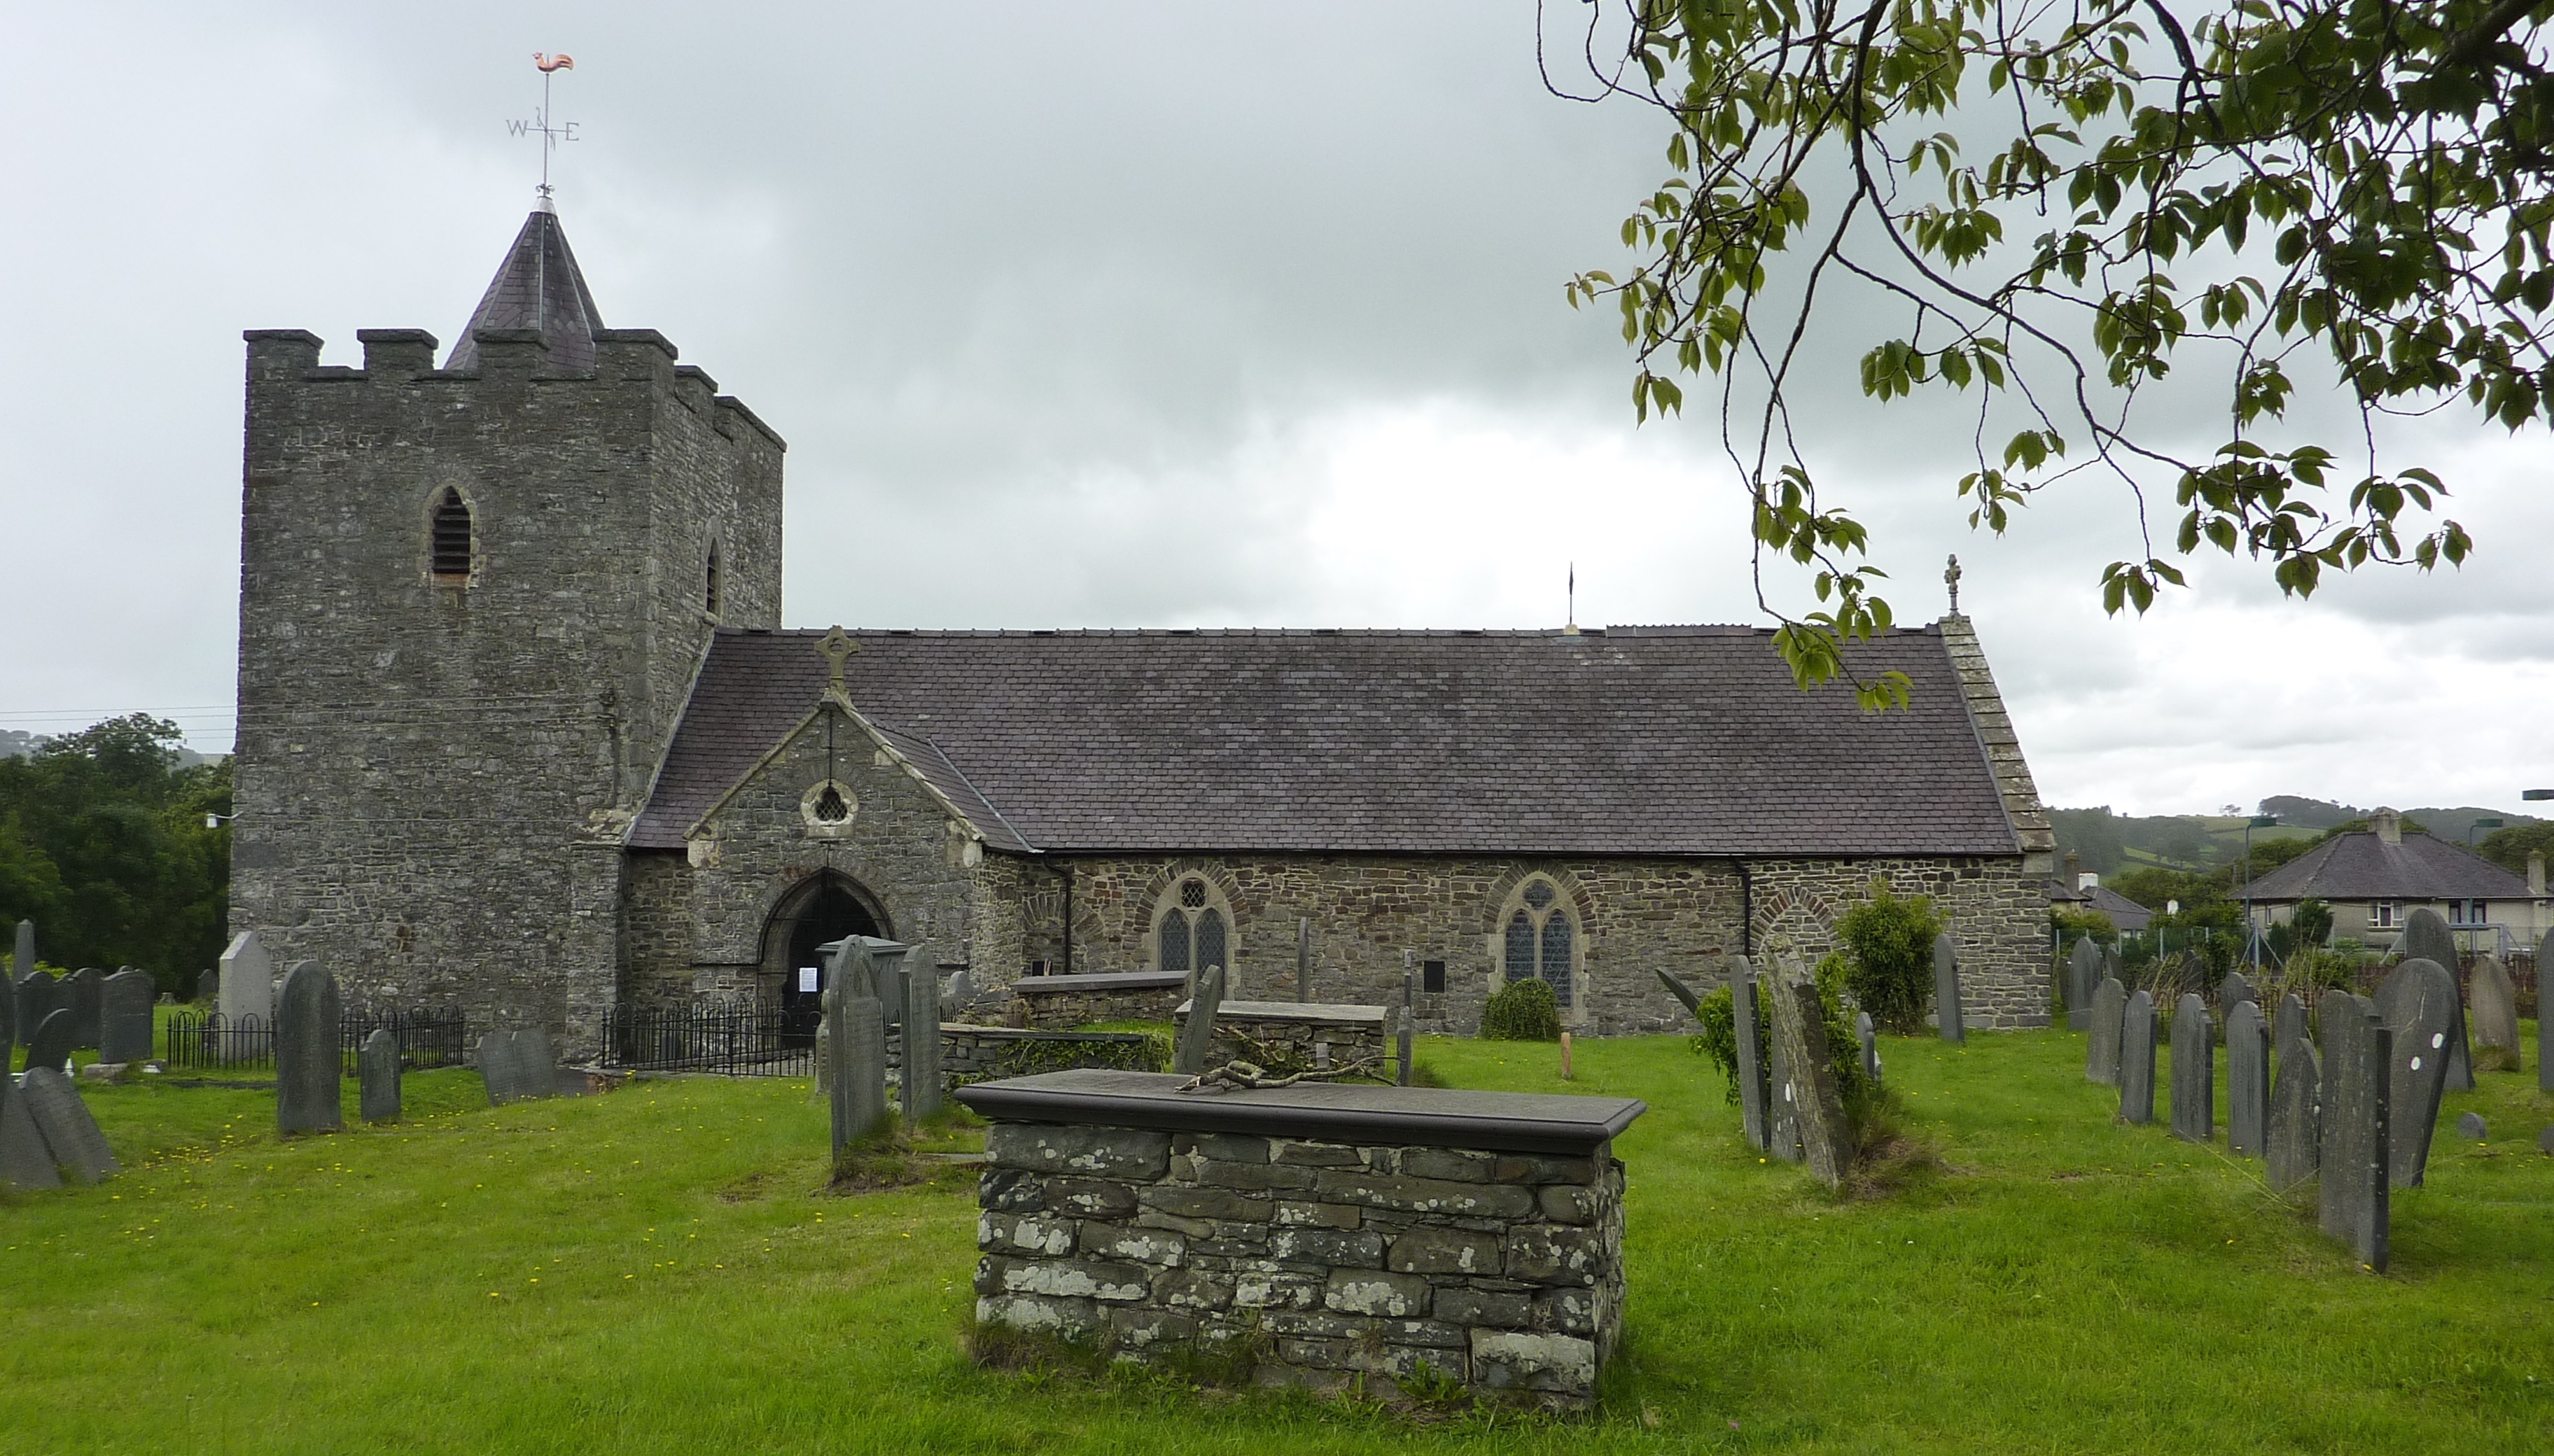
[{"xmin": 232, "ymin": 203, "xmax": 2059, "ymax": 1058}]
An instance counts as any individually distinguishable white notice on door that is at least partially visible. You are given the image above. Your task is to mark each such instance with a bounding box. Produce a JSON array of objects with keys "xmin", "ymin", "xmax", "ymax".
[{"xmin": 799, "ymin": 967, "xmax": 819, "ymax": 993}]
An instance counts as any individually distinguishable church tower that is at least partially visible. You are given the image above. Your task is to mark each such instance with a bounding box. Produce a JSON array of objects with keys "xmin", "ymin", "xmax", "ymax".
[{"xmin": 231, "ymin": 202, "xmax": 785, "ymax": 1052}]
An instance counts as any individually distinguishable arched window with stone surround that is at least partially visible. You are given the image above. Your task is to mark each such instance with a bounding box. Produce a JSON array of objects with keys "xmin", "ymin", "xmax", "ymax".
[
  {"xmin": 1498, "ymin": 876, "xmax": 1578, "ymax": 1012},
  {"xmin": 428, "ymin": 488, "xmax": 473, "ymax": 578},
  {"xmin": 1154, "ymin": 874, "xmax": 1233, "ymax": 979}
]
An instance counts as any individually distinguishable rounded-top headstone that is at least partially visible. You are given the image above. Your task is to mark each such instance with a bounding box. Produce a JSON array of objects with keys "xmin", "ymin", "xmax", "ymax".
[
  {"xmin": 2538, "ymin": 1125, "xmax": 2554, "ymax": 1156},
  {"xmin": 274, "ymin": 960, "xmax": 344, "ymax": 1135},
  {"xmin": 2455, "ymin": 1112, "xmax": 2486, "ymax": 1141},
  {"xmin": 2373, "ymin": 958, "xmax": 2458, "ymax": 1187}
]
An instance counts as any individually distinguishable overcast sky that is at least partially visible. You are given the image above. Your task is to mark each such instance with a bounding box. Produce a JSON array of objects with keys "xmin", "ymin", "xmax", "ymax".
[{"xmin": 3, "ymin": 3, "xmax": 2547, "ymax": 817}]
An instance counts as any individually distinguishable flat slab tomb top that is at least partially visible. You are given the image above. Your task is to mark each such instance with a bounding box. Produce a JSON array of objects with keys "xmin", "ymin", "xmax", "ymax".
[
  {"xmin": 1010, "ymin": 972, "xmax": 1187, "ymax": 995},
  {"xmin": 954, "ymin": 1068, "xmax": 1645, "ymax": 1156},
  {"xmin": 1174, "ymin": 999, "xmax": 1387, "ymax": 1027}
]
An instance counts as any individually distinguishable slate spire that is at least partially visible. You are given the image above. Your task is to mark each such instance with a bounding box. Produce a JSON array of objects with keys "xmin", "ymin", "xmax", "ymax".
[{"xmin": 444, "ymin": 197, "xmax": 605, "ymax": 372}]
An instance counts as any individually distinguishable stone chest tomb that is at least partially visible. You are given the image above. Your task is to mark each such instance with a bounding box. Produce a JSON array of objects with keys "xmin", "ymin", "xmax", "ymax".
[{"xmin": 955, "ymin": 1069, "xmax": 1644, "ymax": 1408}]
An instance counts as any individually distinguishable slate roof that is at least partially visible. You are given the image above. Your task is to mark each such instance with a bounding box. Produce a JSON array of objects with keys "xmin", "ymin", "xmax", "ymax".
[
  {"xmin": 629, "ymin": 624, "xmax": 2026, "ymax": 859},
  {"xmin": 2051, "ymin": 878, "xmax": 2154, "ymax": 931},
  {"xmin": 2239, "ymin": 832, "xmax": 2538, "ymax": 903},
  {"xmin": 443, "ymin": 202, "xmax": 604, "ymax": 373}
]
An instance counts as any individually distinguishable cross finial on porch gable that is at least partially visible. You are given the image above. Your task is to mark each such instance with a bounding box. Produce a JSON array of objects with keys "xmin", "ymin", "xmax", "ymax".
[{"xmin": 814, "ymin": 625, "xmax": 860, "ymax": 694}]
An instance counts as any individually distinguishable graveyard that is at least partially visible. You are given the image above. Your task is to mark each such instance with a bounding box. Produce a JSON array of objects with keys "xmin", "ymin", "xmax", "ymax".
[{"xmin": 5, "ymin": 1023, "xmax": 2549, "ymax": 1453}]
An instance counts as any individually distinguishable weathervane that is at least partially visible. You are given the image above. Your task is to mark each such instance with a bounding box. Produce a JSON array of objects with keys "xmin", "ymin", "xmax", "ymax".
[{"xmin": 510, "ymin": 52, "xmax": 580, "ymax": 200}]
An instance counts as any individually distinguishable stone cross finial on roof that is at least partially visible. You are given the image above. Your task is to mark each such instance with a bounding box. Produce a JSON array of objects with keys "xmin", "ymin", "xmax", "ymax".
[
  {"xmin": 816, "ymin": 626, "xmax": 860, "ymax": 694},
  {"xmin": 1945, "ymin": 554, "xmax": 1962, "ymax": 614}
]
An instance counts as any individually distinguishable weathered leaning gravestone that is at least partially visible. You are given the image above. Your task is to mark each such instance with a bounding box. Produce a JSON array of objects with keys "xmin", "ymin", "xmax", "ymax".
[
  {"xmin": 2169, "ymin": 994, "xmax": 2213, "ymax": 1143},
  {"xmin": 2119, "ymin": 990, "xmax": 2158, "ymax": 1125},
  {"xmin": 0, "ymin": 1073, "xmax": 62, "ymax": 1191},
  {"xmin": 20, "ymin": 1068, "xmax": 120, "ymax": 1185},
  {"xmin": 275, "ymin": 961, "xmax": 343, "ymax": 1134},
  {"xmin": 1933, "ymin": 933, "xmax": 1964, "ymax": 1043},
  {"xmin": 1854, "ymin": 1011, "xmax": 1882, "ymax": 1086},
  {"xmin": 821, "ymin": 937, "xmax": 890, "ymax": 1154},
  {"xmin": 2273, "ymin": 993, "xmax": 2308, "ymax": 1057},
  {"xmin": 2399, "ymin": 908, "xmax": 2473, "ymax": 1091},
  {"xmin": 2219, "ymin": 971, "xmax": 2255, "ymax": 1012},
  {"xmin": 2225, "ymin": 998, "xmax": 2269, "ymax": 1158},
  {"xmin": 2373, "ymin": 958, "xmax": 2457, "ymax": 1187},
  {"xmin": 1767, "ymin": 962, "xmax": 1852, "ymax": 1186},
  {"xmin": 2266, "ymin": 1025, "xmax": 2320, "ymax": 1194},
  {"xmin": 1731, "ymin": 962, "xmax": 1773, "ymax": 1154},
  {"xmin": 2065, "ymin": 938, "xmax": 2102, "ymax": 1030},
  {"xmin": 1174, "ymin": 962, "xmax": 1227, "ymax": 1076},
  {"xmin": 22, "ymin": 1007, "xmax": 74, "ymax": 1077},
  {"xmin": 2086, "ymin": 976, "xmax": 2127, "ymax": 1086},
  {"xmin": 2317, "ymin": 991, "xmax": 2390, "ymax": 1270},
  {"xmin": 2466, "ymin": 954, "xmax": 2520, "ymax": 1065},
  {"xmin": 477, "ymin": 1029, "xmax": 559, "ymax": 1107},
  {"xmin": 359, "ymin": 1028, "xmax": 402, "ymax": 1122},
  {"xmin": 98, "ymin": 968, "xmax": 155, "ymax": 1064}
]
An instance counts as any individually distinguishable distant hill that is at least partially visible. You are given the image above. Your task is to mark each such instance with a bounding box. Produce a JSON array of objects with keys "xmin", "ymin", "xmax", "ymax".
[{"xmin": 2050, "ymin": 797, "xmax": 2545, "ymax": 876}]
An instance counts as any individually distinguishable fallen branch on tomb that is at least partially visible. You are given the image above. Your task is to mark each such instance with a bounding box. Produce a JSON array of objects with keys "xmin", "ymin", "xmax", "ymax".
[{"xmin": 1173, "ymin": 1030, "xmax": 1388, "ymax": 1093}]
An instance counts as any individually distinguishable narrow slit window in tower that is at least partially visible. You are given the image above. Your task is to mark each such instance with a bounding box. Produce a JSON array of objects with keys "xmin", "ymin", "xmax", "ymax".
[{"xmin": 429, "ymin": 489, "xmax": 473, "ymax": 577}]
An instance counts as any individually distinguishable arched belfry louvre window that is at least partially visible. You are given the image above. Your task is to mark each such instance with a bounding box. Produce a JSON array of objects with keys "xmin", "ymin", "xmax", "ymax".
[
  {"xmin": 1502, "ymin": 877, "xmax": 1575, "ymax": 1011},
  {"xmin": 428, "ymin": 489, "xmax": 473, "ymax": 578},
  {"xmin": 1156, "ymin": 876, "xmax": 1230, "ymax": 976},
  {"xmin": 705, "ymin": 542, "xmax": 723, "ymax": 617}
]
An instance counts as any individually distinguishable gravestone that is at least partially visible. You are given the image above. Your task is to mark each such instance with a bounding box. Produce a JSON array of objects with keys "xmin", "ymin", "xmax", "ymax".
[
  {"xmin": 2170, "ymin": 994, "xmax": 2213, "ymax": 1143},
  {"xmin": 1759, "ymin": 973, "xmax": 1800, "ymax": 1163},
  {"xmin": 1729, "ymin": 962, "xmax": 1772, "ymax": 1154},
  {"xmin": 0, "ymin": 1076, "xmax": 62, "ymax": 1191},
  {"xmin": 1932, "ymin": 932, "xmax": 1965, "ymax": 1043},
  {"xmin": 2543, "ymin": 928, "xmax": 2554, "ymax": 1095},
  {"xmin": 2119, "ymin": 990, "xmax": 2158, "ymax": 1125},
  {"xmin": 942, "ymin": 967, "xmax": 975, "ymax": 1018},
  {"xmin": 197, "ymin": 967, "xmax": 220, "ymax": 1003},
  {"xmin": 2466, "ymin": 954, "xmax": 2520, "ymax": 1062},
  {"xmin": 64, "ymin": 968, "xmax": 102, "ymax": 1049},
  {"xmin": 2225, "ymin": 999, "xmax": 2269, "ymax": 1158},
  {"xmin": 15, "ymin": 970, "xmax": 60, "ymax": 1052},
  {"xmin": 2539, "ymin": 1126, "xmax": 2554, "ymax": 1156},
  {"xmin": 2273, "ymin": 993, "xmax": 2308, "ymax": 1059},
  {"xmin": 821, "ymin": 937, "xmax": 889, "ymax": 1154},
  {"xmin": 1396, "ymin": 964, "xmax": 1415, "ymax": 1088},
  {"xmin": 2373, "ymin": 958, "xmax": 2457, "ymax": 1186},
  {"xmin": 2087, "ymin": 976, "xmax": 2127, "ymax": 1086},
  {"xmin": 2399, "ymin": 907, "xmax": 2473, "ymax": 1091},
  {"xmin": 2065, "ymin": 938, "xmax": 2101, "ymax": 1030},
  {"xmin": 358, "ymin": 1028, "xmax": 402, "ymax": 1122},
  {"xmin": 2267, "ymin": 1030, "xmax": 2321, "ymax": 1193},
  {"xmin": 2455, "ymin": 1112, "xmax": 2486, "ymax": 1140},
  {"xmin": 1855, "ymin": 1010, "xmax": 1880, "ymax": 1086},
  {"xmin": 902, "ymin": 952, "xmax": 942, "ymax": 1125},
  {"xmin": 1768, "ymin": 967, "xmax": 1850, "ymax": 1186},
  {"xmin": 1652, "ymin": 967, "xmax": 1704, "ymax": 1018},
  {"xmin": 20, "ymin": 1068, "xmax": 118, "ymax": 1184},
  {"xmin": 99, "ymin": 969, "xmax": 155, "ymax": 1064},
  {"xmin": 10, "ymin": 918, "xmax": 30, "ymax": 983},
  {"xmin": 2317, "ymin": 991, "xmax": 2389, "ymax": 1270},
  {"xmin": 477, "ymin": 1031, "xmax": 547, "ymax": 1106},
  {"xmin": 218, "ymin": 930, "xmax": 274, "ymax": 1027},
  {"xmin": 2219, "ymin": 971, "xmax": 2255, "ymax": 1011},
  {"xmin": 1295, "ymin": 918, "xmax": 1311, "ymax": 1003},
  {"xmin": 274, "ymin": 961, "xmax": 343, "ymax": 1134},
  {"xmin": 1175, "ymin": 963, "xmax": 1227, "ymax": 1076},
  {"xmin": 22, "ymin": 1007, "xmax": 74, "ymax": 1075}
]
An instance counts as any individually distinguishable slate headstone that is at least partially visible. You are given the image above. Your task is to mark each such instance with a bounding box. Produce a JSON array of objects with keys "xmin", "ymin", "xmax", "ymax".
[
  {"xmin": 2317, "ymin": 991, "xmax": 2389, "ymax": 1270},
  {"xmin": 218, "ymin": 930, "xmax": 274, "ymax": 1032},
  {"xmin": 2170, "ymin": 993, "xmax": 2214, "ymax": 1143},
  {"xmin": 2539, "ymin": 1125, "xmax": 2554, "ymax": 1156},
  {"xmin": 1728, "ymin": 961, "xmax": 1772, "ymax": 1154},
  {"xmin": 358, "ymin": 1028, "xmax": 402, "ymax": 1122},
  {"xmin": 2542, "ymin": 927, "xmax": 2554, "ymax": 1095},
  {"xmin": 2066, "ymin": 938, "xmax": 2101, "ymax": 1030},
  {"xmin": 2087, "ymin": 976, "xmax": 2127, "ymax": 1086},
  {"xmin": 2267, "ymin": 1029, "xmax": 2321, "ymax": 1194},
  {"xmin": 475, "ymin": 1032, "xmax": 523, "ymax": 1105},
  {"xmin": 0, "ymin": 1075, "xmax": 62, "ymax": 1191},
  {"xmin": 1296, "ymin": 918, "xmax": 1311, "ymax": 1003},
  {"xmin": 10, "ymin": 918, "xmax": 31, "ymax": 983},
  {"xmin": 2455, "ymin": 1111, "xmax": 2486, "ymax": 1141},
  {"xmin": 1653, "ymin": 966, "xmax": 1704, "ymax": 1018},
  {"xmin": 1768, "ymin": 966, "xmax": 1850, "ymax": 1186},
  {"xmin": 15, "ymin": 970, "xmax": 60, "ymax": 1054},
  {"xmin": 2226, "ymin": 998, "xmax": 2269, "ymax": 1158},
  {"xmin": 2219, "ymin": 971, "xmax": 2255, "ymax": 1012},
  {"xmin": 196, "ymin": 967, "xmax": 220, "ymax": 1004},
  {"xmin": 902, "ymin": 951, "xmax": 942, "ymax": 1124},
  {"xmin": 822, "ymin": 937, "xmax": 889, "ymax": 1153},
  {"xmin": 20, "ymin": 1067, "xmax": 118, "ymax": 1184},
  {"xmin": 520, "ymin": 1029, "xmax": 563, "ymax": 1096},
  {"xmin": 67, "ymin": 969, "xmax": 106, "ymax": 1049},
  {"xmin": 21, "ymin": 1007, "xmax": 74, "ymax": 1076},
  {"xmin": 2273, "ymin": 993, "xmax": 2308, "ymax": 1059},
  {"xmin": 99, "ymin": 969, "xmax": 155, "ymax": 1064},
  {"xmin": 1760, "ymin": 970, "xmax": 1800, "ymax": 1163},
  {"xmin": 1855, "ymin": 1009, "xmax": 1880, "ymax": 1086},
  {"xmin": 1175, "ymin": 963, "xmax": 1227, "ymax": 1077},
  {"xmin": 274, "ymin": 960, "xmax": 343, "ymax": 1134},
  {"xmin": 942, "ymin": 967, "xmax": 975, "ymax": 1019},
  {"xmin": 2399, "ymin": 907, "xmax": 2473, "ymax": 1091},
  {"xmin": 1395, "ymin": 965, "xmax": 1415, "ymax": 1088},
  {"xmin": 2373, "ymin": 958, "xmax": 2456, "ymax": 1187},
  {"xmin": 2119, "ymin": 990, "xmax": 2158, "ymax": 1125},
  {"xmin": 2466, "ymin": 954, "xmax": 2520, "ymax": 1062},
  {"xmin": 1932, "ymin": 932, "xmax": 1965, "ymax": 1043}
]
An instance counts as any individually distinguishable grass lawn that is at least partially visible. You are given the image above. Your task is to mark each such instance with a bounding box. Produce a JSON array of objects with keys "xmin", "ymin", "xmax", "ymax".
[{"xmin": 4, "ymin": 1028, "xmax": 2549, "ymax": 1453}]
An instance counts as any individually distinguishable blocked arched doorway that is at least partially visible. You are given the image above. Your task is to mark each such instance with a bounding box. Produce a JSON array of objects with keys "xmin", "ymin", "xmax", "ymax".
[{"xmin": 765, "ymin": 873, "xmax": 887, "ymax": 1043}]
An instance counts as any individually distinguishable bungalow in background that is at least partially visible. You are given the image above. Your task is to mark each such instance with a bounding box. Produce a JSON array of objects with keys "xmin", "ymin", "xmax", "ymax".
[
  {"xmin": 2048, "ymin": 853, "xmax": 2154, "ymax": 934},
  {"xmin": 2238, "ymin": 808, "xmax": 2550, "ymax": 955}
]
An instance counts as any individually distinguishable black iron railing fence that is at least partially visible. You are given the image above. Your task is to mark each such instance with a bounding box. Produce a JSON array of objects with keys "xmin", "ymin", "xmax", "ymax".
[
  {"xmin": 602, "ymin": 998, "xmax": 817, "ymax": 1077},
  {"xmin": 162, "ymin": 1006, "xmax": 469, "ymax": 1075}
]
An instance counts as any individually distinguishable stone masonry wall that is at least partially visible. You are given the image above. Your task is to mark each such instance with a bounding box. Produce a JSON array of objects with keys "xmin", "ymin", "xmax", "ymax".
[
  {"xmin": 974, "ymin": 1121, "xmax": 1626, "ymax": 1407},
  {"xmin": 1019, "ymin": 853, "xmax": 2046, "ymax": 1035},
  {"xmin": 1012, "ymin": 978, "xmax": 1188, "ymax": 1029}
]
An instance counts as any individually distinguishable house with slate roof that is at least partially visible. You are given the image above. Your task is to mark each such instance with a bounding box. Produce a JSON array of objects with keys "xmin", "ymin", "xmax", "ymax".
[
  {"xmin": 2239, "ymin": 808, "xmax": 2550, "ymax": 955},
  {"xmin": 232, "ymin": 203, "xmax": 2062, "ymax": 1056}
]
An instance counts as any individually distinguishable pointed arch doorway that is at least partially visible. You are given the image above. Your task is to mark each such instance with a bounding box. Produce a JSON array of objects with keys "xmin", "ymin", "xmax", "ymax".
[{"xmin": 765, "ymin": 872, "xmax": 888, "ymax": 1044}]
